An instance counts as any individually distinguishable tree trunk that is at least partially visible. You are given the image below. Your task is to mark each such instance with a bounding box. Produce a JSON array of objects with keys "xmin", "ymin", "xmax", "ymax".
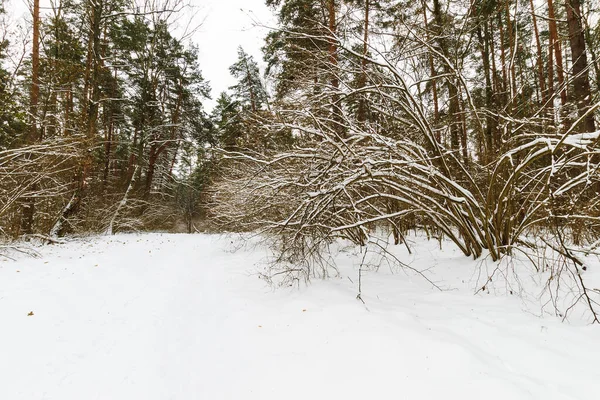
[
  {"xmin": 357, "ymin": 0, "xmax": 369, "ymax": 123},
  {"xmin": 105, "ymin": 166, "xmax": 138, "ymax": 235},
  {"xmin": 144, "ymin": 145, "xmax": 158, "ymax": 200},
  {"xmin": 548, "ymin": 0, "xmax": 567, "ymax": 105},
  {"xmin": 476, "ymin": 24, "xmax": 495, "ymax": 159},
  {"xmin": 86, "ymin": 0, "xmax": 103, "ymax": 139},
  {"xmin": 29, "ymin": 0, "xmax": 40, "ymax": 143},
  {"xmin": 421, "ymin": 0, "xmax": 439, "ymax": 131},
  {"xmin": 529, "ymin": 0, "xmax": 547, "ymax": 104},
  {"xmin": 565, "ymin": 0, "xmax": 596, "ymax": 132},
  {"xmin": 327, "ymin": 0, "xmax": 343, "ymax": 135},
  {"xmin": 103, "ymin": 68, "xmax": 118, "ymax": 188},
  {"xmin": 432, "ymin": 0, "xmax": 460, "ymax": 151},
  {"xmin": 49, "ymin": 192, "xmax": 78, "ymax": 238},
  {"xmin": 327, "ymin": 0, "xmax": 338, "ymax": 90},
  {"xmin": 498, "ymin": 13, "xmax": 508, "ymax": 105},
  {"xmin": 459, "ymin": 87, "xmax": 468, "ymax": 164},
  {"xmin": 505, "ymin": 1, "xmax": 517, "ymax": 104},
  {"xmin": 20, "ymin": 0, "xmax": 41, "ymax": 235},
  {"xmin": 547, "ymin": 22, "xmax": 555, "ymax": 104}
]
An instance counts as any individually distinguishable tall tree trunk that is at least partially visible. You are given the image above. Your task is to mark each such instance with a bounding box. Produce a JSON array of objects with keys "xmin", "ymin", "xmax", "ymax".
[
  {"xmin": 143, "ymin": 142, "xmax": 168, "ymax": 200},
  {"xmin": 459, "ymin": 87, "xmax": 468, "ymax": 164},
  {"xmin": 103, "ymin": 110, "xmax": 113, "ymax": 187},
  {"xmin": 476, "ymin": 24, "xmax": 495, "ymax": 159},
  {"xmin": 82, "ymin": 0, "xmax": 103, "ymax": 192},
  {"xmin": 103, "ymin": 68, "xmax": 118, "ymax": 188},
  {"xmin": 357, "ymin": 0, "xmax": 369, "ymax": 123},
  {"xmin": 144, "ymin": 145, "xmax": 158, "ymax": 200},
  {"xmin": 29, "ymin": 0, "xmax": 40, "ymax": 143},
  {"xmin": 421, "ymin": 0, "xmax": 439, "ymax": 133},
  {"xmin": 65, "ymin": 84, "xmax": 73, "ymax": 132},
  {"xmin": 87, "ymin": 0, "xmax": 103, "ymax": 139},
  {"xmin": 21, "ymin": 0, "xmax": 41, "ymax": 235},
  {"xmin": 547, "ymin": 24, "xmax": 555, "ymax": 103},
  {"xmin": 548, "ymin": 0, "xmax": 567, "ymax": 105},
  {"xmin": 327, "ymin": 0, "xmax": 343, "ymax": 135},
  {"xmin": 489, "ymin": 19, "xmax": 499, "ymax": 97},
  {"xmin": 565, "ymin": 0, "xmax": 596, "ymax": 132},
  {"xmin": 168, "ymin": 142, "xmax": 180, "ymax": 176},
  {"xmin": 505, "ymin": 1, "xmax": 517, "ymax": 105},
  {"xmin": 327, "ymin": 0, "xmax": 338, "ymax": 90},
  {"xmin": 529, "ymin": 0, "xmax": 547, "ymax": 104},
  {"xmin": 498, "ymin": 13, "xmax": 508, "ymax": 106},
  {"xmin": 432, "ymin": 0, "xmax": 460, "ymax": 150}
]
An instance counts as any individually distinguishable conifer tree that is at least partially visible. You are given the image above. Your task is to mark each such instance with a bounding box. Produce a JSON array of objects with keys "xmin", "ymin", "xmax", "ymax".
[
  {"xmin": 229, "ymin": 46, "xmax": 267, "ymax": 112},
  {"xmin": 211, "ymin": 92, "xmax": 244, "ymax": 150},
  {"xmin": 0, "ymin": 1, "xmax": 25, "ymax": 150}
]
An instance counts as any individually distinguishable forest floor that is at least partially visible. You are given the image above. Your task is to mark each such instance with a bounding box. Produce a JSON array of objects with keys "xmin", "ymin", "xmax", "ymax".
[{"xmin": 1, "ymin": 233, "xmax": 599, "ymax": 399}]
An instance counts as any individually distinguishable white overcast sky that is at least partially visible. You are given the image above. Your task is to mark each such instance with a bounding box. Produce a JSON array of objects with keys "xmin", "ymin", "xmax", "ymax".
[
  {"xmin": 190, "ymin": 0, "xmax": 275, "ymax": 109},
  {"xmin": 4, "ymin": 0, "xmax": 276, "ymax": 111}
]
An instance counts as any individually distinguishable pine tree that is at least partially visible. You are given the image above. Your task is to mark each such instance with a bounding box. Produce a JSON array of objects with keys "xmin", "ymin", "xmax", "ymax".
[
  {"xmin": 211, "ymin": 92, "xmax": 244, "ymax": 150},
  {"xmin": 0, "ymin": 2, "xmax": 26, "ymax": 150},
  {"xmin": 263, "ymin": 0, "xmax": 335, "ymax": 99},
  {"xmin": 229, "ymin": 46, "xmax": 267, "ymax": 112},
  {"xmin": 39, "ymin": 0, "xmax": 85, "ymax": 138}
]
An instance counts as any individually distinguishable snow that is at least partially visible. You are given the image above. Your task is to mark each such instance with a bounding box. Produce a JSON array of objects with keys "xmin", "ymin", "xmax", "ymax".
[
  {"xmin": 1, "ymin": 233, "xmax": 599, "ymax": 399},
  {"xmin": 561, "ymin": 130, "xmax": 600, "ymax": 149}
]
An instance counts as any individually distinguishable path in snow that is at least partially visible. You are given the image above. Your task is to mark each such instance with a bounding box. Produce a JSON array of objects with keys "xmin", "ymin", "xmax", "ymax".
[{"xmin": 1, "ymin": 234, "xmax": 599, "ymax": 399}]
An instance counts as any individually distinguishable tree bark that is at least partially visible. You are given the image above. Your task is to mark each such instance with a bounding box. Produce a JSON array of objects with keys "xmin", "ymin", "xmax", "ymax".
[
  {"xmin": 327, "ymin": 0, "xmax": 338, "ymax": 90},
  {"xmin": 20, "ymin": 0, "xmax": 41, "ymax": 235},
  {"xmin": 476, "ymin": 23, "xmax": 495, "ymax": 158},
  {"xmin": 529, "ymin": 0, "xmax": 547, "ymax": 104},
  {"xmin": 29, "ymin": 0, "xmax": 40, "ymax": 143},
  {"xmin": 505, "ymin": 1, "xmax": 517, "ymax": 104},
  {"xmin": 421, "ymin": 0, "xmax": 439, "ymax": 131},
  {"xmin": 498, "ymin": 13, "xmax": 508, "ymax": 105},
  {"xmin": 548, "ymin": 0, "xmax": 567, "ymax": 105},
  {"xmin": 432, "ymin": 0, "xmax": 460, "ymax": 150},
  {"xmin": 357, "ymin": 0, "xmax": 369, "ymax": 123},
  {"xmin": 327, "ymin": 0, "xmax": 343, "ymax": 135},
  {"xmin": 86, "ymin": 0, "xmax": 103, "ymax": 139},
  {"xmin": 565, "ymin": 0, "xmax": 596, "ymax": 132}
]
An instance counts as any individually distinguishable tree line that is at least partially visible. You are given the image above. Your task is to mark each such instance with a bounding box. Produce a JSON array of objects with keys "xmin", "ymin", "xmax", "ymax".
[
  {"xmin": 205, "ymin": 0, "xmax": 600, "ymax": 320},
  {"xmin": 214, "ymin": 0, "xmax": 600, "ymax": 247},
  {"xmin": 0, "ymin": 0, "xmax": 272, "ymax": 236}
]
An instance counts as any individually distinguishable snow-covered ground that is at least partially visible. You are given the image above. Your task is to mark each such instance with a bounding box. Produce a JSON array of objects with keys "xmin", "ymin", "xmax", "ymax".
[{"xmin": 1, "ymin": 233, "xmax": 599, "ymax": 399}]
